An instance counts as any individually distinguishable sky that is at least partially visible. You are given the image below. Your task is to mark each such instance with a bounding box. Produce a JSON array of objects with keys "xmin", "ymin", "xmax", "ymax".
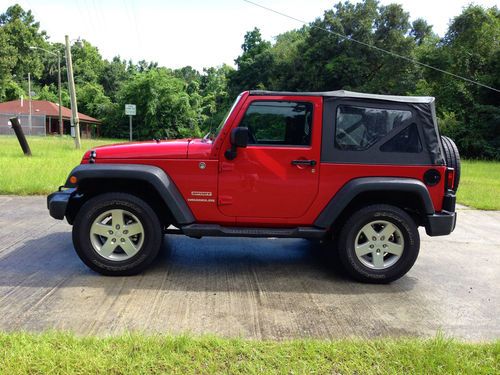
[{"xmin": 1, "ymin": 0, "xmax": 498, "ymax": 71}]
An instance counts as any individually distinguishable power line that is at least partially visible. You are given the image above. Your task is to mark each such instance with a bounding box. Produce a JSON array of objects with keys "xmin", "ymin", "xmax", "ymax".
[{"xmin": 243, "ymin": 0, "xmax": 500, "ymax": 93}]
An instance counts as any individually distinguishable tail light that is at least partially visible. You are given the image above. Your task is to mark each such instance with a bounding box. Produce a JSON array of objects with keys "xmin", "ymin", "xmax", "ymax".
[{"xmin": 445, "ymin": 167, "xmax": 455, "ymax": 190}]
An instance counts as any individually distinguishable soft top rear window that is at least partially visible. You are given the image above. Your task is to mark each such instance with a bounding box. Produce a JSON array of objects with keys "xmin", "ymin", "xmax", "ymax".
[{"xmin": 335, "ymin": 105, "xmax": 412, "ymax": 151}]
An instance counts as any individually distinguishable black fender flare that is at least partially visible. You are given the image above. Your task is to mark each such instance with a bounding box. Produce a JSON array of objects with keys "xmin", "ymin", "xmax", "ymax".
[
  {"xmin": 314, "ymin": 177, "xmax": 435, "ymax": 229},
  {"xmin": 64, "ymin": 164, "xmax": 195, "ymax": 225}
]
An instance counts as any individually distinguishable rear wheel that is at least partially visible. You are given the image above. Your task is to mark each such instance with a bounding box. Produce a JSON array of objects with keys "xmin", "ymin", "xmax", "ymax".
[
  {"xmin": 441, "ymin": 136, "xmax": 461, "ymax": 191},
  {"xmin": 72, "ymin": 193, "xmax": 163, "ymax": 276},
  {"xmin": 337, "ymin": 204, "xmax": 420, "ymax": 283}
]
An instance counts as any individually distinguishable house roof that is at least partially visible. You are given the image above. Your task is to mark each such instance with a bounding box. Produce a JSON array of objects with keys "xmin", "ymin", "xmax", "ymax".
[{"xmin": 0, "ymin": 100, "xmax": 101, "ymax": 124}]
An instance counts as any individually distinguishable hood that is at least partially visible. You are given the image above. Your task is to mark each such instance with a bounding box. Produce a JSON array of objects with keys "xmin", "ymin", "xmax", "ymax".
[
  {"xmin": 83, "ymin": 139, "xmax": 190, "ymax": 160},
  {"xmin": 82, "ymin": 138, "xmax": 213, "ymax": 161}
]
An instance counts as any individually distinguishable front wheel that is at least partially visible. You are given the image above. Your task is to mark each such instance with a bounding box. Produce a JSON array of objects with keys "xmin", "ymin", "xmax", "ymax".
[
  {"xmin": 337, "ymin": 204, "xmax": 420, "ymax": 283},
  {"xmin": 72, "ymin": 193, "xmax": 163, "ymax": 276}
]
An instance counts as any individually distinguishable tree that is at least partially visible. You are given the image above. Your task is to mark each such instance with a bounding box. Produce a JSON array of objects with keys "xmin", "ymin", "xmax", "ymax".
[
  {"xmin": 267, "ymin": 27, "xmax": 308, "ymax": 90},
  {"xmin": 0, "ymin": 4, "xmax": 47, "ymax": 80},
  {"xmin": 174, "ymin": 65, "xmax": 201, "ymax": 84},
  {"xmin": 199, "ymin": 64, "xmax": 234, "ymax": 132},
  {"xmin": 71, "ymin": 40, "xmax": 105, "ymax": 84},
  {"xmin": 76, "ymin": 82, "xmax": 112, "ymax": 120},
  {"xmin": 411, "ymin": 18, "xmax": 433, "ymax": 45},
  {"xmin": 420, "ymin": 5, "xmax": 500, "ymax": 158},
  {"xmin": 0, "ymin": 26, "xmax": 16, "ymax": 100},
  {"xmin": 230, "ymin": 27, "xmax": 273, "ymax": 95},
  {"xmin": 100, "ymin": 56, "xmax": 130, "ymax": 101},
  {"xmin": 104, "ymin": 68, "xmax": 201, "ymax": 139}
]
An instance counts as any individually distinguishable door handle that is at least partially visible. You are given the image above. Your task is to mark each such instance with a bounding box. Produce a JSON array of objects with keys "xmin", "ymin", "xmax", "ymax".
[{"xmin": 291, "ymin": 159, "xmax": 317, "ymax": 166}]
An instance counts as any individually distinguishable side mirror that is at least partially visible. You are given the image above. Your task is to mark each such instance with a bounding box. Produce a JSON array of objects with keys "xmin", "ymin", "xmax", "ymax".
[
  {"xmin": 230, "ymin": 127, "xmax": 249, "ymax": 148},
  {"xmin": 225, "ymin": 127, "xmax": 249, "ymax": 160}
]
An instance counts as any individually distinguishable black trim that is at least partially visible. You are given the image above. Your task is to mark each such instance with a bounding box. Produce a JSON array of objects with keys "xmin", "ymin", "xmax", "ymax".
[
  {"xmin": 442, "ymin": 191, "xmax": 456, "ymax": 212},
  {"xmin": 47, "ymin": 188, "xmax": 76, "ymax": 220},
  {"xmin": 314, "ymin": 177, "xmax": 435, "ymax": 228},
  {"xmin": 181, "ymin": 224, "xmax": 326, "ymax": 239},
  {"xmin": 425, "ymin": 211, "xmax": 456, "ymax": 236},
  {"xmin": 64, "ymin": 164, "xmax": 195, "ymax": 225}
]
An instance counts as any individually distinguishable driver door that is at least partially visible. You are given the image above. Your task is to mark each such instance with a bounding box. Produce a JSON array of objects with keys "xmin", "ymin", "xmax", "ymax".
[{"xmin": 217, "ymin": 96, "xmax": 322, "ymax": 220}]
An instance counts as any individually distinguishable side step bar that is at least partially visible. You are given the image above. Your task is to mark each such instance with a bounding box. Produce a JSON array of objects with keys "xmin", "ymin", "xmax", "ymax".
[{"xmin": 180, "ymin": 224, "xmax": 327, "ymax": 239}]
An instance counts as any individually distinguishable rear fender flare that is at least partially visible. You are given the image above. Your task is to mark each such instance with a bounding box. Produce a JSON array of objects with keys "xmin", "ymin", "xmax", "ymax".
[{"xmin": 314, "ymin": 177, "xmax": 435, "ymax": 229}]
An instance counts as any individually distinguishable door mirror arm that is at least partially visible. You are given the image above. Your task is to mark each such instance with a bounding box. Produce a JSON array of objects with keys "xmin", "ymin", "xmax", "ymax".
[{"xmin": 225, "ymin": 127, "xmax": 249, "ymax": 160}]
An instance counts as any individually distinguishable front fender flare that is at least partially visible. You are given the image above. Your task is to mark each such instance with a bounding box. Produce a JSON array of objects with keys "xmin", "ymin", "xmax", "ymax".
[
  {"xmin": 314, "ymin": 177, "xmax": 435, "ymax": 229},
  {"xmin": 65, "ymin": 164, "xmax": 195, "ymax": 225}
]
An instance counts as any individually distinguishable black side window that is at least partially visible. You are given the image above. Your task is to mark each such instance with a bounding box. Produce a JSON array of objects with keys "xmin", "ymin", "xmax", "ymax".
[
  {"xmin": 335, "ymin": 105, "xmax": 412, "ymax": 151},
  {"xmin": 380, "ymin": 123, "xmax": 422, "ymax": 153},
  {"xmin": 239, "ymin": 101, "xmax": 313, "ymax": 146}
]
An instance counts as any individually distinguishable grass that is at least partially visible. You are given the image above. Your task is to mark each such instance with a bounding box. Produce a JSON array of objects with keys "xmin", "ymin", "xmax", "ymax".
[
  {"xmin": 0, "ymin": 136, "xmax": 118, "ymax": 195},
  {"xmin": 0, "ymin": 136, "xmax": 499, "ymax": 210},
  {"xmin": 457, "ymin": 160, "xmax": 500, "ymax": 210},
  {"xmin": 0, "ymin": 332, "xmax": 498, "ymax": 374}
]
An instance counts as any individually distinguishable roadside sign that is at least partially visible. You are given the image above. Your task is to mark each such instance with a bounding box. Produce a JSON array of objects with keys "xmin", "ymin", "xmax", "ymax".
[
  {"xmin": 125, "ymin": 104, "xmax": 136, "ymax": 116},
  {"xmin": 125, "ymin": 104, "xmax": 136, "ymax": 141}
]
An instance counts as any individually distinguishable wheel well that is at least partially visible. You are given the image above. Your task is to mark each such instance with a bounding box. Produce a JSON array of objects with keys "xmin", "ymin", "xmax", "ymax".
[
  {"xmin": 66, "ymin": 178, "xmax": 175, "ymax": 227},
  {"xmin": 331, "ymin": 190, "xmax": 426, "ymax": 234}
]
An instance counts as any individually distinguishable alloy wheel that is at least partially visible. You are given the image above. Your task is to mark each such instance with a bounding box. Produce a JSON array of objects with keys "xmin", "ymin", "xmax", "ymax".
[
  {"xmin": 354, "ymin": 220, "xmax": 404, "ymax": 269},
  {"xmin": 89, "ymin": 209, "xmax": 144, "ymax": 261}
]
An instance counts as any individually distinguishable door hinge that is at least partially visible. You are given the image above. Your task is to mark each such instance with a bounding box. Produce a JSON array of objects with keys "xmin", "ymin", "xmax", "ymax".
[{"xmin": 218, "ymin": 195, "xmax": 233, "ymax": 205}]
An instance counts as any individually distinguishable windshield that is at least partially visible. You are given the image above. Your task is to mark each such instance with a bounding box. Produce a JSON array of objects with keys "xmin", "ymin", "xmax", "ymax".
[{"xmin": 204, "ymin": 93, "xmax": 244, "ymax": 140}]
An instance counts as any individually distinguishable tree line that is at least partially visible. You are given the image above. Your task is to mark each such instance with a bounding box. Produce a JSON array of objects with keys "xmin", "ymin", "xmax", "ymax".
[{"xmin": 0, "ymin": 1, "xmax": 498, "ymax": 159}]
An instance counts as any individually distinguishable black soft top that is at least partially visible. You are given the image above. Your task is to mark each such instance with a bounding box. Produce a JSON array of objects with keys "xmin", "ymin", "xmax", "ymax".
[
  {"xmin": 249, "ymin": 89, "xmax": 435, "ymax": 104},
  {"xmin": 249, "ymin": 89, "xmax": 444, "ymax": 165}
]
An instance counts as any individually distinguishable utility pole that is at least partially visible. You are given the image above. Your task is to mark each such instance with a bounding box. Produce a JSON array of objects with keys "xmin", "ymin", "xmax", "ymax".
[
  {"xmin": 65, "ymin": 35, "xmax": 81, "ymax": 149},
  {"xmin": 28, "ymin": 72, "xmax": 32, "ymax": 135},
  {"xmin": 57, "ymin": 53, "xmax": 62, "ymax": 135}
]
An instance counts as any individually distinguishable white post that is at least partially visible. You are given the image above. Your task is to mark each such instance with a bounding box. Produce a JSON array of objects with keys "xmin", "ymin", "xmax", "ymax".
[{"xmin": 129, "ymin": 115, "xmax": 133, "ymax": 141}]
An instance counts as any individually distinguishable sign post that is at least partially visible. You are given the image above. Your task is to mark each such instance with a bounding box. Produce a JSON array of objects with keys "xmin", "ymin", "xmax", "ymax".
[{"xmin": 125, "ymin": 104, "xmax": 136, "ymax": 141}]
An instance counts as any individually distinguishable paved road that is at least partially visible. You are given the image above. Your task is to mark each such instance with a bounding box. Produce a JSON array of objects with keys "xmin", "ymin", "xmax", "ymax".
[{"xmin": 0, "ymin": 196, "xmax": 498, "ymax": 340}]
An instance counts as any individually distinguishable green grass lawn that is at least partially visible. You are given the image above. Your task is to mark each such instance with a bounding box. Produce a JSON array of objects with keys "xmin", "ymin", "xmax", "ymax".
[
  {"xmin": 457, "ymin": 160, "xmax": 500, "ymax": 210},
  {"xmin": 0, "ymin": 135, "xmax": 499, "ymax": 209},
  {"xmin": 0, "ymin": 136, "xmax": 119, "ymax": 195},
  {"xmin": 0, "ymin": 333, "xmax": 498, "ymax": 374}
]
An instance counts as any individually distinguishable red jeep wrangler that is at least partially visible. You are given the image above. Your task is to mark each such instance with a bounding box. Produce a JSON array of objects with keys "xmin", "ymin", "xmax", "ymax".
[{"xmin": 48, "ymin": 90, "xmax": 459, "ymax": 283}]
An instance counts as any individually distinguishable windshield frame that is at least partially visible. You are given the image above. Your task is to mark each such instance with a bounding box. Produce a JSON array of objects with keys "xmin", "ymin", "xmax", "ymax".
[{"xmin": 204, "ymin": 93, "xmax": 244, "ymax": 141}]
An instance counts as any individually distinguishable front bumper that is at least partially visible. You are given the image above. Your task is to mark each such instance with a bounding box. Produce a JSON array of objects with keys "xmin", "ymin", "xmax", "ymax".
[{"xmin": 47, "ymin": 188, "xmax": 76, "ymax": 220}]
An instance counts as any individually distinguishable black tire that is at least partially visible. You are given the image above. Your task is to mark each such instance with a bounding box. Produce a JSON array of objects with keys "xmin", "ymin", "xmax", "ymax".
[
  {"xmin": 441, "ymin": 136, "xmax": 461, "ymax": 191},
  {"xmin": 337, "ymin": 204, "xmax": 420, "ymax": 283},
  {"xmin": 72, "ymin": 192, "xmax": 163, "ymax": 276}
]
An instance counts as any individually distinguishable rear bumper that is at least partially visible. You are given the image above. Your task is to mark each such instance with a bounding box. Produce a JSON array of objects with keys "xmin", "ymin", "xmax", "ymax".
[
  {"xmin": 47, "ymin": 188, "xmax": 76, "ymax": 220},
  {"xmin": 425, "ymin": 191, "xmax": 457, "ymax": 236},
  {"xmin": 425, "ymin": 211, "xmax": 457, "ymax": 236}
]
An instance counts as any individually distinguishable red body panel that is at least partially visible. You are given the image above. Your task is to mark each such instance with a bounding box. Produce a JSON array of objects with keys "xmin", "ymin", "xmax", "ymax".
[
  {"xmin": 84, "ymin": 139, "xmax": 190, "ymax": 160},
  {"xmin": 187, "ymin": 139, "xmax": 213, "ymax": 159},
  {"xmin": 85, "ymin": 91, "xmax": 447, "ymax": 227},
  {"xmin": 217, "ymin": 95, "xmax": 322, "ymax": 219}
]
